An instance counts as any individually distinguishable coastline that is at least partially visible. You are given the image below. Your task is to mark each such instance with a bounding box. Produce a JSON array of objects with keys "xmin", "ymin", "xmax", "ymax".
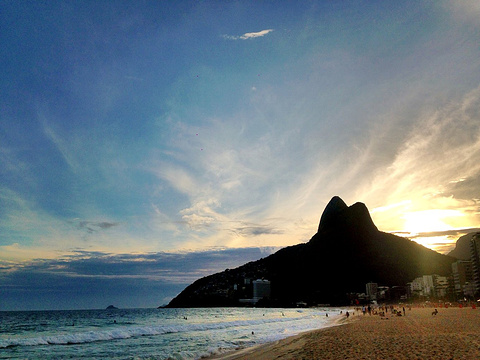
[
  {"xmin": 204, "ymin": 309, "xmax": 353, "ymax": 360},
  {"xmin": 205, "ymin": 306, "xmax": 480, "ymax": 359}
]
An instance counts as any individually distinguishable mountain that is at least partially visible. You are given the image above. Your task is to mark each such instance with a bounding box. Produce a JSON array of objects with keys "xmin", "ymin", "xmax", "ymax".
[
  {"xmin": 448, "ymin": 232, "xmax": 480, "ymax": 260},
  {"xmin": 167, "ymin": 196, "xmax": 455, "ymax": 307}
]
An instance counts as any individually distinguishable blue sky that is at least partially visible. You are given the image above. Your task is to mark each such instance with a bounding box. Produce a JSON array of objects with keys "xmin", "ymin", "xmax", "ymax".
[{"xmin": 1, "ymin": 0, "xmax": 480, "ymax": 310}]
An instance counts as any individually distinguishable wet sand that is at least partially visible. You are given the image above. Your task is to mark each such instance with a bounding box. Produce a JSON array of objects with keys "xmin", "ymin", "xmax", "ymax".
[{"xmin": 207, "ymin": 307, "xmax": 480, "ymax": 360}]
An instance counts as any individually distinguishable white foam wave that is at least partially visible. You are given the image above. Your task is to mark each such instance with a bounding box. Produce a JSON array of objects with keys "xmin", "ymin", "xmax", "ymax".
[{"xmin": 0, "ymin": 311, "xmax": 335, "ymax": 349}]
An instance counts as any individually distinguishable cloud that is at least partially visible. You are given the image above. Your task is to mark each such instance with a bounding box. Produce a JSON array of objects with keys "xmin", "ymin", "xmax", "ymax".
[
  {"xmin": 361, "ymin": 85, "xmax": 480, "ymax": 230},
  {"xmin": 0, "ymin": 247, "xmax": 275, "ymax": 310},
  {"xmin": 240, "ymin": 29, "xmax": 274, "ymax": 39},
  {"xmin": 151, "ymin": 163, "xmax": 198, "ymax": 196},
  {"xmin": 4, "ymin": 0, "xmax": 479, "ymax": 269},
  {"xmin": 406, "ymin": 228, "xmax": 480, "ymax": 239},
  {"xmin": 223, "ymin": 29, "xmax": 274, "ymax": 40},
  {"xmin": 232, "ymin": 223, "xmax": 284, "ymax": 237},
  {"xmin": 41, "ymin": 115, "xmax": 80, "ymax": 173},
  {"xmin": 72, "ymin": 220, "xmax": 121, "ymax": 234},
  {"xmin": 443, "ymin": 174, "xmax": 480, "ymax": 201},
  {"xmin": 445, "ymin": 0, "xmax": 480, "ymax": 25}
]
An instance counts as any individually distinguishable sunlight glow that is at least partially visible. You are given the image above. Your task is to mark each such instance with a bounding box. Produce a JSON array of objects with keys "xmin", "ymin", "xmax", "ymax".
[
  {"xmin": 402, "ymin": 209, "xmax": 464, "ymax": 235},
  {"xmin": 411, "ymin": 236, "xmax": 455, "ymax": 253}
]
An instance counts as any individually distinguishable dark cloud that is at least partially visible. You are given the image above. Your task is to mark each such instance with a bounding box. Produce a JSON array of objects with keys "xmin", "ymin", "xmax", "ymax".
[
  {"xmin": 408, "ymin": 228, "xmax": 480, "ymax": 239},
  {"xmin": 231, "ymin": 223, "xmax": 284, "ymax": 237},
  {"xmin": 69, "ymin": 220, "xmax": 120, "ymax": 234},
  {"xmin": 97, "ymin": 222, "xmax": 119, "ymax": 229},
  {"xmin": 0, "ymin": 247, "xmax": 276, "ymax": 311},
  {"xmin": 442, "ymin": 174, "xmax": 480, "ymax": 201}
]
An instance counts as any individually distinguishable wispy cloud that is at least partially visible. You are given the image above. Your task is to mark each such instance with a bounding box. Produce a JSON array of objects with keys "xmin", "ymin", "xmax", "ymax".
[
  {"xmin": 223, "ymin": 29, "xmax": 274, "ymax": 40},
  {"xmin": 360, "ymin": 85, "xmax": 480, "ymax": 250},
  {"xmin": 151, "ymin": 163, "xmax": 199, "ymax": 196},
  {"xmin": 240, "ymin": 29, "xmax": 274, "ymax": 39},
  {"xmin": 38, "ymin": 109, "xmax": 85, "ymax": 174}
]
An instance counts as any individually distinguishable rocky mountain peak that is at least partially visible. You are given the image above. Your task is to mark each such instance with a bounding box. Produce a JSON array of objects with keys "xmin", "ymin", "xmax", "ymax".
[
  {"xmin": 318, "ymin": 196, "xmax": 348, "ymax": 232},
  {"xmin": 317, "ymin": 196, "xmax": 377, "ymax": 234}
]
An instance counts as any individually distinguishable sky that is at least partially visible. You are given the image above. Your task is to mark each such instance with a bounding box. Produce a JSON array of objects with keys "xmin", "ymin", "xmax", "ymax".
[{"xmin": 1, "ymin": 0, "xmax": 480, "ymax": 310}]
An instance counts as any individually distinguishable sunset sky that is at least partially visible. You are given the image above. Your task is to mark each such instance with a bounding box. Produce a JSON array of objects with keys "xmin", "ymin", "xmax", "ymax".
[{"xmin": 1, "ymin": 0, "xmax": 480, "ymax": 310}]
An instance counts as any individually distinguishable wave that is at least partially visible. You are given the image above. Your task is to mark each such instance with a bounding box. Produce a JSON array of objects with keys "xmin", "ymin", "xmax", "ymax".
[{"xmin": 0, "ymin": 312, "xmax": 329, "ymax": 349}]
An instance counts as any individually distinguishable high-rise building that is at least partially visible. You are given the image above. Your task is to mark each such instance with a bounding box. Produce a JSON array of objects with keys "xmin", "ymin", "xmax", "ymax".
[
  {"xmin": 253, "ymin": 279, "xmax": 271, "ymax": 302},
  {"xmin": 433, "ymin": 275, "xmax": 449, "ymax": 298},
  {"xmin": 452, "ymin": 260, "xmax": 473, "ymax": 298},
  {"xmin": 366, "ymin": 282, "xmax": 378, "ymax": 300},
  {"xmin": 410, "ymin": 277, "xmax": 424, "ymax": 296},
  {"xmin": 409, "ymin": 274, "xmax": 451, "ymax": 299},
  {"xmin": 470, "ymin": 233, "xmax": 480, "ymax": 296},
  {"xmin": 422, "ymin": 275, "xmax": 435, "ymax": 297}
]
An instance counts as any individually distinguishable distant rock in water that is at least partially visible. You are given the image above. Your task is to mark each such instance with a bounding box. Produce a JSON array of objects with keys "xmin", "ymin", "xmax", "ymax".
[
  {"xmin": 167, "ymin": 196, "xmax": 455, "ymax": 308},
  {"xmin": 106, "ymin": 305, "xmax": 118, "ymax": 310}
]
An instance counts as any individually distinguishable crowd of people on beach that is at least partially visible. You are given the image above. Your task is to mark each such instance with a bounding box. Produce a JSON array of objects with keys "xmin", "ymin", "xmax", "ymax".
[
  {"xmin": 344, "ymin": 301, "xmax": 477, "ymax": 320},
  {"xmin": 345, "ymin": 304, "xmax": 413, "ymax": 319}
]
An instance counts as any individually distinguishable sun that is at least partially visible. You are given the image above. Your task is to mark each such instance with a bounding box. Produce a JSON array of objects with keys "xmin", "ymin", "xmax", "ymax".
[
  {"xmin": 402, "ymin": 210, "xmax": 459, "ymax": 235},
  {"xmin": 400, "ymin": 209, "xmax": 464, "ymax": 252},
  {"xmin": 403, "ymin": 209, "xmax": 465, "ymax": 235}
]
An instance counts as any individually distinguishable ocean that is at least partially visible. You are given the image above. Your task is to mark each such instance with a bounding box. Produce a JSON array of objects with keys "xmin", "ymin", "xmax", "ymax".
[{"xmin": 0, "ymin": 307, "xmax": 342, "ymax": 360}]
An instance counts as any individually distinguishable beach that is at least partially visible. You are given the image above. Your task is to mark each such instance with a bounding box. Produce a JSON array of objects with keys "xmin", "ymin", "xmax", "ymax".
[{"xmin": 208, "ymin": 307, "xmax": 480, "ymax": 360}]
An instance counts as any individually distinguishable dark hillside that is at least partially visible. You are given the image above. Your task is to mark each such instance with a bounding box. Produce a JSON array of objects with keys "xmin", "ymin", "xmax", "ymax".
[{"xmin": 167, "ymin": 197, "xmax": 455, "ymax": 307}]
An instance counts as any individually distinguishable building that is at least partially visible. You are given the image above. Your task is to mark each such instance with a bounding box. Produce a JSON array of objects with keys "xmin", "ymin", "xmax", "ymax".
[
  {"xmin": 253, "ymin": 279, "xmax": 271, "ymax": 302},
  {"xmin": 409, "ymin": 275, "xmax": 447, "ymax": 299},
  {"xmin": 377, "ymin": 286, "xmax": 389, "ymax": 301},
  {"xmin": 366, "ymin": 282, "xmax": 378, "ymax": 301},
  {"xmin": 422, "ymin": 275, "xmax": 435, "ymax": 297},
  {"xmin": 464, "ymin": 282, "xmax": 476, "ymax": 298},
  {"xmin": 433, "ymin": 275, "xmax": 449, "ymax": 298},
  {"xmin": 410, "ymin": 277, "xmax": 424, "ymax": 297},
  {"xmin": 452, "ymin": 260, "xmax": 474, "ymax": 299},
  {"xmin": 470, "ymin": 233, "xmax": 480, "ymax": 297}
]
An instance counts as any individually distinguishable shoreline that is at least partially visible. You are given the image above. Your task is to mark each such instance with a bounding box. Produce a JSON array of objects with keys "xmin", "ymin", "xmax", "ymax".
[
  {"xmin": 204, "ymin": 306, "xmax": 480, "ymax": 359},
  {"xmin": 204, "ymin": 309, "xmax": 354, "ymax": 360}
]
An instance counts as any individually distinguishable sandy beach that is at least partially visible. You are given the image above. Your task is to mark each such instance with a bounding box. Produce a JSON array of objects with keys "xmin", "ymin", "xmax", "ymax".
[{"xmin": 207, "ymin": 307, "xmax": 480, "ymax": 360}]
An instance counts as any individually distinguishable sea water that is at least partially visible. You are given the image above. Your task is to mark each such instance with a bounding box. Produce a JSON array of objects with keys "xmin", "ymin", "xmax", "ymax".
[{"xmin": 0, "ymin": 307, "xmax": 342, "ymax": 359}]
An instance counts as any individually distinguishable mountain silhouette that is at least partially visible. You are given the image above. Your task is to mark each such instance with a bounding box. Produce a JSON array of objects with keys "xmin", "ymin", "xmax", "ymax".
[
  {"xmin": 167, "ymin": 197, "xmax": 455, "ymax": 307},
  {"xmin": 448, "ymin": 231, "xmax": 480, "ymax": 260}
]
